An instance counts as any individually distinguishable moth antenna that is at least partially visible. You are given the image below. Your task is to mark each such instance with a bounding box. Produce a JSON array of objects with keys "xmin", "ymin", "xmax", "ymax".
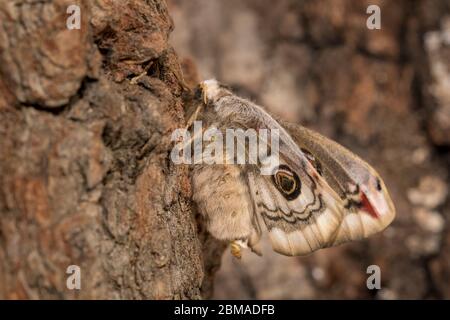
[{"xmin": 185, "ymin": 102, "xmax": 203, "ymax": 129}]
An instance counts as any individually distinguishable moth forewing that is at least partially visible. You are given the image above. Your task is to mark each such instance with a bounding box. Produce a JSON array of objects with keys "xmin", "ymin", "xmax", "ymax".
[{"xmin": 281, "ymin": 121, "xmax": 396, "ymax": 240}]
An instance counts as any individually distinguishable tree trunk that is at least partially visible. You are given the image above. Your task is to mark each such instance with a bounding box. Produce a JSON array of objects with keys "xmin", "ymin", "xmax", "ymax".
[{"xmin": 0, "ymin": 0, "xmax": 220, "ymax": 299}]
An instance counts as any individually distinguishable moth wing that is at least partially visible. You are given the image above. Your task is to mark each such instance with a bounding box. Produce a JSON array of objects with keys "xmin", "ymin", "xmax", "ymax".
[
  {"xmin": 246, "ymin": 122, "xmax": 395, "ymax": 256},
  {"xmin": 247, "ymin": 167, "xmax": 345, "ymax": 256},
  {"xmin": 281, "ymin": 121, "xmax": 395, "ymax": 241}
]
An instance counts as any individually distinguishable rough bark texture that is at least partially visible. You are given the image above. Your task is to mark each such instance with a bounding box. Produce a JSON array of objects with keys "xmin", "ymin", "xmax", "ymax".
[
  {"xmin": 169, "ymin": 0, "xmax": 450, "ymax": 299},
  {"xmin": 0, "ymin": 0, "xmax": 208, "ymax": 299}
]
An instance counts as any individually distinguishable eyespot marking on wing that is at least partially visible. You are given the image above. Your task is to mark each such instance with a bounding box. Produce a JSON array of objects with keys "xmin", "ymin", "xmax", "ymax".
[{"xmin": 271, "ymin": 165, "xmax": 301, "ymax": 200}]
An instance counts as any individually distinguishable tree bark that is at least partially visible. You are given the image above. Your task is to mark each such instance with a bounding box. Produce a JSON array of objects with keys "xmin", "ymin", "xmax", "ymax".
[{"xmin": 0, "ymin": 0, "xmax": 218, "ymax": 299}]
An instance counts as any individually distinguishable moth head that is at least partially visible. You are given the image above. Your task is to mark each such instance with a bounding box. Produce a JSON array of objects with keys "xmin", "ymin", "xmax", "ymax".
[{"xmin": 199, "ymin": 79, "xmax": 232, "ymax": 104}]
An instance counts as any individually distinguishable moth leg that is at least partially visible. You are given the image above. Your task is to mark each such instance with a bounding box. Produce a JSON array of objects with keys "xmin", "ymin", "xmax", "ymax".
[
  {"xmin": 230, "ymin": 240, "xmax": 248, "ymax": 259},
  {"xmin": 230, "ymin": 242, "xmax": 241, "ymax": 259},
  {"xmin": 185, "ymin": 102, "xmax": 203, "ymax": 129},
  {"xmin": 249, "ymin": 242, "xmax": 262, "ymax": 256},
  {"xmin": 248, "ymin": 228, "xmax": 263, "ymax": 256}
]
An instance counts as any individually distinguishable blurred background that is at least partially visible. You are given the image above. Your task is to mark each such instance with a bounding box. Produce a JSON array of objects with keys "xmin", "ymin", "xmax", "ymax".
[{"xmin": 168, "ymin": 0, "xmax": 450, "ymax": 299}]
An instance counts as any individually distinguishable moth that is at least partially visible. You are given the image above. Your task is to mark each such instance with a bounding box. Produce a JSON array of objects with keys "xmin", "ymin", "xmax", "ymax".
[{"xmin": 189, "ymin": 79, "xmax": 395, "ymax": 258}]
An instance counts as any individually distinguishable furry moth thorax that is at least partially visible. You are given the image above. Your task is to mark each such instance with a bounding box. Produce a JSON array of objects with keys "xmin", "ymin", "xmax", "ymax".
[{"xmin": 192, "ymin": 79, "xmax": 396, "ymax": 257}]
